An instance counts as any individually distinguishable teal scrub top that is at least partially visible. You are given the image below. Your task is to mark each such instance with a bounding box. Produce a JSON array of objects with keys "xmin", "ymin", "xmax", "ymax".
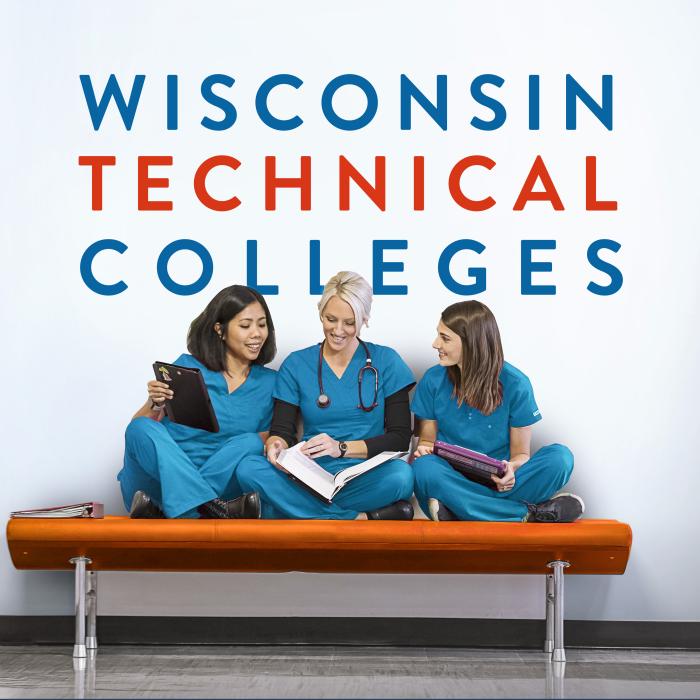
[
  {"xmin": 162, "ymin": 353, "xmax": 276, "ymax": 465},
  {"xmin": 411, "ymin": 362, "xmax": 541, "ymax": 462},
  {"xmin": 274, "ymin": 341, "xmax": 415, "ymax": 455}
]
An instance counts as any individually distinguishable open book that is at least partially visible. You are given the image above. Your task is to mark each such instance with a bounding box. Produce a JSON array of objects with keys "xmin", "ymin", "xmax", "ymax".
[
  {"xmin": 277, "ymin": 443, "xmax": 407, "ymax": 503},
  {"xmin": 10, "ymin": 502, "xmax": 104, "ymax": 519}
]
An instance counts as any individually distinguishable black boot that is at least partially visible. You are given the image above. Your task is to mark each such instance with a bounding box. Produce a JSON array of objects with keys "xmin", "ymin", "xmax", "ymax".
[
  {"xmin": 366, "ymin": 499, "xmax": 414, "ymax": 520},
  {"xmin": 197, "ymin": 498, "xmax": 232, "ymax": 519},
  {"xmin": 525, "ymin": 493, "xmax": 585, "ymax": 522},
  {"xmin": 225, "ymin": 492, "xmax": 262, "ymax": 519},
  {"xmin": 129, "ymin": 491, "xmax": 164, "ymax": 519}
]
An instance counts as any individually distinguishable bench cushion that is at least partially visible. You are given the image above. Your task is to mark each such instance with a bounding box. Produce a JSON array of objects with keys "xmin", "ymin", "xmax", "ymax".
[{"xmin": 6, "ymin": 517, "xmax": 631, "ymax": 575}]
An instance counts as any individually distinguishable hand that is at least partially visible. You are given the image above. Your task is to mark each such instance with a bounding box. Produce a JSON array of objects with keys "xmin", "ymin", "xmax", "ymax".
[
  {"xmin": 413, "ymin": 443, "xmax": 434, "ymax": 458},
  {"xmin": 147, "ymin": 380, "xmax": 173, "ymax": 409},
  {"xmin": 265, "ymin": 437, "xmax": 288, "ymax": 472},
  {"xmin": 492, "ymin": 461, "xmax": 516, "ymax": 493},
  {"xmin": 300, "ymin": 433, "xmax": 341, "ymax": 459}
]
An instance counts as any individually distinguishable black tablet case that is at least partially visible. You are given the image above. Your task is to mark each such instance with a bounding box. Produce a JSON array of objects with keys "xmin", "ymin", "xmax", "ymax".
[{"xmin": 153, "ymin": 362, "xmax": 220, "ymax": 433}]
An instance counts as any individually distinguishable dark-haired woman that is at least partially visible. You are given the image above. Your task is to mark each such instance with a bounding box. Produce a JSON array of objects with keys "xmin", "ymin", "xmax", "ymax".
[
  {"xmin": 412, "ymin": 301, "xmax": 583, "ymax": 523},
  {"xmin": 117, "ymin": 285, "xmax": 277, "ymax": 519}
]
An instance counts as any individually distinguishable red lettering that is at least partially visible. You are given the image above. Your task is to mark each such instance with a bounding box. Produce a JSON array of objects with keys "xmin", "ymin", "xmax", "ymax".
[
  {"xmin": 138, "ymin": 156, "xmax": 173, "ymax": 211},
  {"xmin": 78, "ymin": 155, "xmax": 116, "ymax": 211},
  {"xmin": 264, "ymin": 156, "xmax": 311, "ymax": 211},
  {"xmin": 413, "ymin": 156, "xmax": 425, "ymax": 211},
  {"xmin": 194, "ymin": 155, "xmax": 241, "ymax": 211},
  {"xmin": 338, "ymin": 156, "xmax": 386, "ymax": 211},
  {"xmin": 448, "ymin": 156, "xmax": 496, "ymax": 211},
  {"xmin": 585, "ymin": 156, "xmax": 617, "ymax": 211},
  {"xmin": 513, "ymin": 156, "xmax": 564, "ymax": 211}
]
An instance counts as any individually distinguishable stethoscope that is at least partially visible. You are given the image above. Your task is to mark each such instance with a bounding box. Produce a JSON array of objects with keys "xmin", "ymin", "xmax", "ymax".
[{"xmin": 317, "ymin": 338, "xmax": 379, "ymax": 412}]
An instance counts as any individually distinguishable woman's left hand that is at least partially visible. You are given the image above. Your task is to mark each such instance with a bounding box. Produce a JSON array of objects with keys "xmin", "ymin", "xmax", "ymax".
[
  {"xmin": 492, "ymin": 461, "xmax": 516, "ymax": 492},
  {"xmin": 301, "ymin": 433, "xmax": 341, "ymax": 459}
]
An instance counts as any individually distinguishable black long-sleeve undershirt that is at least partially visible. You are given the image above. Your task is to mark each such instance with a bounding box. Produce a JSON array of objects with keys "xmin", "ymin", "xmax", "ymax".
[{"xmin": 269, "ymin": 386, "xmax": 413, "ymax": 457}]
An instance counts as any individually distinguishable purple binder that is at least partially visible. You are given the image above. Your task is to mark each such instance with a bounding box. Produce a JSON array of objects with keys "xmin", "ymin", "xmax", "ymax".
[{"xmin": 433, "ymin": 440, "xmax": 506, "ymax": 490}]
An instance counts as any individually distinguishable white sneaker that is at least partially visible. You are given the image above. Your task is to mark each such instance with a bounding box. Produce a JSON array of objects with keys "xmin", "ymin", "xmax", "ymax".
[{"xmin": 428, "ymin": 498, "xmax": 457, "ymax": 522}]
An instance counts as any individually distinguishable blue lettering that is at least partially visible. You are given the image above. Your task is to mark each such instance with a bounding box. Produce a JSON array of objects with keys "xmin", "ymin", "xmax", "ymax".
[
  {"xmin": 373, "ymin": 240, "xmax": 408, "ymax": 295},
  {"xmin": 309, "ymin": 240, "xmax": 323, "ymax": 294},
  {"xmin": 79, "ymin": 74, "xmax": 145, "ymax": 131},
  {"xmin": 80, "ymin": 239, "xmax": 128, "ymax": 295},
  {"xmin": 437, "ymin": 240, "xmax": 486, "ymax": 294},
  {"xmin": 201, "ymin": 74, "xmax": 237, "ymax": 131},
  {"xmin": 521, "ymin": 240, "xmax": 556, "ymax": 295},
  {"xmin": 156, "ymin": 239, "xmax": 213, "ymax": 295},
  {"xmin": 246, "ymin": 240, "xmax": 278, "ymax": 294},
  {"xmin": 528, "ymin": 75, "xmax": 540, "ymax": 130},
  {"xmin": 321, "ymin": 74, "xmax": 378, "ymax": 131},
  {"xmin": 166, "ymin": 75, "xmax": 178, "ymax": 130},
  {"xmin": 400, "ymin": 74, "xmax": 447, "ymax": 130},
  {"xmin": 566, "ymin": 74, "xmax": 613, "ymax": 130},
  {"xmin": 587, "ymin": 239, "xmax": 623, "ymax": 295},
  {"xmin": 470, "ymin": 74, "xmax": 506, "ymax": 131},
  {"xmin": 256, "ymin": 74, "xmax": 303, "ymax": 131}
]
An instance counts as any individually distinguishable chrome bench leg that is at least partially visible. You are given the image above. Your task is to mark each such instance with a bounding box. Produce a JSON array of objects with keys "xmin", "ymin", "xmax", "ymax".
[
  {"xmin": 544, "ymin": 573, "xmax": 554, "ymax": 654},
  {"xmin": 545, "ymin": 654, "xmax": 567, "ymax": 699},
  {"xmin": 86, "ymin": 571, "xmax": 98, "ymax": 651},
  {"xmin": 69, "ymin": 556, "xmax": 92, "ymax": 658},
  {"xmin": 547, "ymin": 560, "xmax": 570, "ymax": 663}
]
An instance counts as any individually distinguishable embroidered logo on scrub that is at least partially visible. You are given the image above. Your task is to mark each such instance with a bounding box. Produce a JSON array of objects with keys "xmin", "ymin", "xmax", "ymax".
[
  {"xmin": 533, "ymin": 410, "xmax": 540, "ymax": 417},
  {"xmin": 158, "ymin": 366, "xmax": 172, "ymax": 382}
]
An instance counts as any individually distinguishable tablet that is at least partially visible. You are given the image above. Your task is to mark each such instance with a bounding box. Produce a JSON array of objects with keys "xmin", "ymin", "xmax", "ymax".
[
  {"xmin": 433, "ymin": 440, "xmax": 505, "ymax": 489},
  {"xmin": 152, "ymin": 361, "xmax": 220, "ymax": 433}
]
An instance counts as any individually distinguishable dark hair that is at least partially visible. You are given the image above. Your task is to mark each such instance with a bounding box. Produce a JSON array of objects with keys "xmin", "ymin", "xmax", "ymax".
[
  {"xmin": 187, "ymin": 286, "xmax": 276, "ymax": 371},
  {"xmin": 441, "ymin": 301, "xmax": 503, "ymax": 416}
]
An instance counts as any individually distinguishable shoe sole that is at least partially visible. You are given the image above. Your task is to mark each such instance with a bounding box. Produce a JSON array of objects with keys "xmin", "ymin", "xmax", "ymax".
[{"xmin": 553, "ymin": 492, "xmax": 585, "ymax": 519}]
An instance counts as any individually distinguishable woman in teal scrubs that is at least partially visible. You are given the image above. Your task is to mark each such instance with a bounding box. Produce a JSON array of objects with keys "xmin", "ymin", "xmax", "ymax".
[
  {"xmin": 412, "ymin": 301, "xmax": 583, "ymax": 523},
  {"xmin": 117, "ymin": 285, "xmax": 277, "ymax": 519},
  {"xmin": 237, "ymin": 271, "xmax": 416, "ymax": 520}
]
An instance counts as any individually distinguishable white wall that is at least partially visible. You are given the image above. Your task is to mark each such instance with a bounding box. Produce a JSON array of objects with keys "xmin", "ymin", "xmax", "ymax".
[{"xmin": 2, "ymin": 0, "xmax": 699, "ymax": 621}]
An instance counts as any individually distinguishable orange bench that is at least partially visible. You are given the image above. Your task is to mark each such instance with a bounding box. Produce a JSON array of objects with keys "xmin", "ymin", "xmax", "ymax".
[{"xmin": 6, "ymin": 517, "xmax": 632, "ymax": 662}]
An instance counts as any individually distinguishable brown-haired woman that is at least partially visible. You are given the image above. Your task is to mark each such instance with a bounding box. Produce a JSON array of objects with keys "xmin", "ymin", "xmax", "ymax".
[{"xmin": 411, "ymin": 301, "xmax": 583, "ymax": 522}]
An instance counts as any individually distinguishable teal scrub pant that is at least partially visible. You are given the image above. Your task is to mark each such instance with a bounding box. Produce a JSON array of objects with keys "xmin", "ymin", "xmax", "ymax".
[
  {"xmin": 413, "ymin": 443, "xmax": 574, "ymax": 521},
  {"xmin": 117, "ymin": 417, "xmax": 263, "ymax": 518},
  {"xmin": 236, "ymin": 455, "xmax": 414, "ymax": 519}
]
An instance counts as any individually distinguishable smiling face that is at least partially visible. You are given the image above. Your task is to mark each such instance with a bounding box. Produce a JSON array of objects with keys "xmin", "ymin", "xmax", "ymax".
[
  {"xmin": 216, "ymin": 301, "xmax": 269, "ymax": 364},
  {"xmin": 320, "ymin": 295, "xmax": 358, "ymax": 352},
  {"xmin": 432, "ymin": 320, "xmax": 462, "ymax": 367}
]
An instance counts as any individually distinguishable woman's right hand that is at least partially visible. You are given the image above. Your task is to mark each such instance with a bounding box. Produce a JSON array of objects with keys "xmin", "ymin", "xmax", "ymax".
[
  {"xmin": 265, "ymin": 437, "xmax": 289, "ymax": 472},
  {"xmin": 147, "ymin": 380, "xmax": 173, "ymax": 409},
  {"xmin": 413, "ymin": 442, "xmax": 434, "ymax": 458}
]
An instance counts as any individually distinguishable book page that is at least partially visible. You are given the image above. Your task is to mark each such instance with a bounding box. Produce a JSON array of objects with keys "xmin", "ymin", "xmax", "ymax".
[
  {"xmin": 277, "ymin": 443, "xmax": 336, "ymax": 501},
  {"xmin": 333, "ymin": 451, "xmax": 407, "ymax": 495}
]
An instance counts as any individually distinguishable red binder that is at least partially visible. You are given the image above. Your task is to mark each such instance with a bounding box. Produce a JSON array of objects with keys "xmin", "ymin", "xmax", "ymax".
[{"xmin": 10, "ymin": 502, "xmax": 104, "ymax": 518}]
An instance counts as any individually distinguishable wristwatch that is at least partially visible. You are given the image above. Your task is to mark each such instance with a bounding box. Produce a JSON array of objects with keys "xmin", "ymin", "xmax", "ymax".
[{"xmin": 338, "ymin": 441, "xmax": 348, "ymax": 458}]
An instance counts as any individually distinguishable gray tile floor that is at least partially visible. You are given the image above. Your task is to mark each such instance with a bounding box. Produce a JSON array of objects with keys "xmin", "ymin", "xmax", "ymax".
[{"xmin": 0, "ymin": 645, "xmax": 699, "ymax": 698}]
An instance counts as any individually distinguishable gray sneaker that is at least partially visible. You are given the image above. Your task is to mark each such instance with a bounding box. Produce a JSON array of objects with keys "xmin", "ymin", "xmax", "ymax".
[{"xmin": 526, "ymin": 493, "xmax": 584, "ymax": 523}]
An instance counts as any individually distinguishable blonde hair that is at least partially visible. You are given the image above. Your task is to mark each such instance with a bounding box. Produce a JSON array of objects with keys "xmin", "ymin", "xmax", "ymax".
[{"xmin": 317, "ymin": 271, "xmax": 373, "ymax": 330}]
